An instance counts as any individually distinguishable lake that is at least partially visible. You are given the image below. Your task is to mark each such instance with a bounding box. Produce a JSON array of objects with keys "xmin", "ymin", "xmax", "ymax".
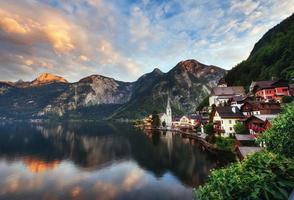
[{"xmin": 0, "ymin": 122, "xmax": 234, "ymax": 200}]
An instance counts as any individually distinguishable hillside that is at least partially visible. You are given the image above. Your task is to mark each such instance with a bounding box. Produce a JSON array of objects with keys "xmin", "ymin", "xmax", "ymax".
[
  {"xmin": 111, "ymin": 60, "xmax": 225, "ymax": 119},
  {"xmin": 225, "ymin": 13, "xmax": 294, "ymax": 87}
]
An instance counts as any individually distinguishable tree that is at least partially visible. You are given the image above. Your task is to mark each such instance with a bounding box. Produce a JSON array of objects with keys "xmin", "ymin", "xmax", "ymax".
[
  {"xmin": 194, "ymin": 151, "xmax": 294, "ymax": 200},
  {"xmin": 259, "ymin": 102, "xmax": 294, "ymax": 158},
  {"xmin": 162, "ymin": 120, "xmax": 166, "ymax": 127},
  {"xmin": 234, "ymin": 122, "xmax": 249, "ymax": 135},
  {"xmin": 197, "ymin": 96, "xmax": 209, "ymax": 111},
  {"xmin": 282, "ymin": 96, "xmax": 293, "ymax": 103},
  {"xmin": 151, "ymin": 111, "xmax": 160, "ymax": 128},
  {"xmin": 204, "ymin": 123, "xmax": 214, "ymax": 135}
]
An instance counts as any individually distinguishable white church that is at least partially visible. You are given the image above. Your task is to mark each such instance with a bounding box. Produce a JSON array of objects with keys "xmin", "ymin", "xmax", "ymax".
[{"xmin": 159, "ymin": 97, "xmax": 172, "ymax": 128}]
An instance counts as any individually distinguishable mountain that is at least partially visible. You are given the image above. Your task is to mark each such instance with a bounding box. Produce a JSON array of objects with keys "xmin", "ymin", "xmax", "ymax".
[
  {"xmin": 111, "ymin": 59, "xmax": 225, "ymax": 119},
  {"xmin": 31, "ymin": 73, "xmax": 68, "ymax": 86},
  {"xmin": 225, "ymin": 13, "xmax": 294, "ymax": 87},
  {"xmin": 0, "ymin": 59, "xmax": 225, "ymax": 120}
]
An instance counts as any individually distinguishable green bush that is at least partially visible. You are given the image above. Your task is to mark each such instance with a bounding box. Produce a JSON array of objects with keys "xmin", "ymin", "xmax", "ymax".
[
  {"xmin": 214, "ymin": 137, "xmax": 235, "ymax": 151},
  {"xmin": 234, "ymin": 122, "xmax": 249, "ymax": 135},
  {"xmin": 282, "ymin": 96, "xmax": 293, "ymax": 103},
  {"xmin": 151, "ymin": 111, "xmax": 160, "ymax": 128},
  {"xmin": 258, "ymin": 102, "xmax": 294, "ymax": 158},
  {"xmin": 195, "ymin": 126, "xmax": 201, "ymax": 133},
  {"xmin": 194, "ymin": 151, "xmax": 294, "ymax": 200},
  {"xmin": 204, "ymin": 123, "xmax": 214, "ymax": 135}
]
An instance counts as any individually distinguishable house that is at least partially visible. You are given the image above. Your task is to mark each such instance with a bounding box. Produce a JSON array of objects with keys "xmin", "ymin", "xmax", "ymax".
[
  {"xmin": 212, "ymin": 106, "xmax": 245, "ymax": 136},
  {"xmin": 240, "ymin": 101, "xmax": 281, "ymax": 117},
  {"xmin": 172, "ymin": 115, "xmax": 190, "ymax": 128},
  {"xmin": 236, "ymin": 146, "xmax": 262, "ymax": 160},
  {"xmin": 250, "ymin": 79, "xmax": 290, "ymax": 102},
  {"xmin": 209, "ymin": 86, "xmax": 246, "ymax": 107},
  {"xmin": 244, "ymin": 114, "xmax": 277, "ymax": 134},
  {"xmin": 172, "ymin": 115, "xmax": 202, "ymax": 128},
  {"xmin": 290, "ymin": 84, "xmax": 294, "ymax": 96},
  {"xmin": 189, "ymin": 114, "xmax": 202, "ymax": 126},
  {"xmin": 235, "ymin": 134, "xmax": 257, "ymax": 147},
  {"xmin": 230, "ymin": 96, "xmax": 252, "ymax": 109},
  {"xmin": 178, "ymin": 116, "xmax": 190, "ymax": 127}
]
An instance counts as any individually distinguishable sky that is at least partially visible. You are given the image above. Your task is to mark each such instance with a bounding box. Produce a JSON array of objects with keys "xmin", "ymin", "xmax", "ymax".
[{"xmin": 0, "ymin": 0, "xmax": 293, "ymax": 82}]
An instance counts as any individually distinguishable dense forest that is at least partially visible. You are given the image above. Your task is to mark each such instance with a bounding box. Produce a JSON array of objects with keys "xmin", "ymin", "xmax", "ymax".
[{"xmin": 225, "ymin": 13, "xmax": 294, "ymax": 87}]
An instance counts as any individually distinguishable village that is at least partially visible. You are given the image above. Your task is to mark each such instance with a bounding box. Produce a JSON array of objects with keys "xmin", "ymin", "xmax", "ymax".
[{"xmin": 142, "ymin": 78, "xmax": 294, "ymax": 160}]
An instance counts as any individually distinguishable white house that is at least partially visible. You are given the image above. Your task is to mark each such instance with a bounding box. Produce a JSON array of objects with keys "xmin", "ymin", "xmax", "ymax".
[
  {"xmin": 212, "ymin": 106, "xmax": 245, "ymax": 136},
  {"xmin": 209, "ymin": 86, "xmax": 246, "ymax": 107},
  {"xmin": 172, "ymin": 115, "xmax": 201, "ymax": 128}
]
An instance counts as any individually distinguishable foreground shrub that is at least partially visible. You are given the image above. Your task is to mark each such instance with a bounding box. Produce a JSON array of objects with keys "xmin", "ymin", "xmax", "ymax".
[
  {"xmin": 214, "ymin": 137, "xmax": 235, "ymax": 151},
  {"xmin": 194, "ymin": 151, "xmax": 294, "ymax": 200},
  {"xmin": 259, "ymin": 102, "xmax": 294, "ymax": 158},
  {"xmin": 234, "ymin": 122, "xmax": 249, "ymax": 135}
]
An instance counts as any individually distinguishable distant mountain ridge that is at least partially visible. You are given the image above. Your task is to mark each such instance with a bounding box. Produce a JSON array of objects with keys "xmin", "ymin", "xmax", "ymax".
[
  {"xmin": 0, "ymin": 73, "xmax": 68, "ymax": 88},
  {"xmin": 0, "ymin": 59, "xmax": 225, "ymax": 120}
]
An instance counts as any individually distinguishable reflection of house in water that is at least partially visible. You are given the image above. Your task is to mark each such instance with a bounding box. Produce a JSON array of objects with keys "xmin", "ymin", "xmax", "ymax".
[
  {"xmin": 140, "ymin": 129, "xmax": 235, "ymax": 186},
  {"xmin": 160, "ymin": 131, "xmax": 173, "ymax": 159},
  {"xmin": 0, "ymin": 122, "xmax": 235, "ymax": 191}
]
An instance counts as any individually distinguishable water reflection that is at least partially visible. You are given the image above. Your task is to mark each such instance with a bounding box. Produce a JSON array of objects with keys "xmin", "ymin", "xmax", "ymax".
[{"xmin": 0, "ymin": 122, "xmax": 234, "ymax": 200}]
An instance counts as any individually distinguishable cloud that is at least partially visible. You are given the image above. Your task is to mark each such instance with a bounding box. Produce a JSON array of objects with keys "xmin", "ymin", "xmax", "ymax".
[
  {"xmin": 43, "ymin": 24, "xmax": 75, "ymax": 54},
  {"xmin": 0, "ymin": 0, "xmax": 293, "ymax": 82},
  {"xmin": 97, "ymin": 39, "xmax": 141, "ymax": 77},
  {"xmin": 230, "ymin": 0, "xmax": 260, "ymax": 15},
  {"xmin": 0, "ymin": 15, "xmax": 29, "ymax": 34},
  {"xmin": 122, "ymin": 169, "xmax": 143, "ymax": 191}
]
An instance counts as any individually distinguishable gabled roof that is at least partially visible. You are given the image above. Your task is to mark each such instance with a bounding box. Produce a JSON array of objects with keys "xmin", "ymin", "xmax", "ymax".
[
  {"xmin": 210, "ymin": 86, "xmax": 245, "ymax": 96},
  {"xmin": 215, "ymin": 106, "xmax": 245, "ymax": 119},
  {"xmin": 189, "ymin": 115, "xmax": 201, "ymax": 120},
  {"xmin": 241, "ymin": 101, "xmax": 281, "ymax": 112},
  {"xmin": 250, "ymin": 79, "xmax": 289, "ymax": 92},
  {"xmin": 255, "ymin": 114, "xmax": 278, "ymax": 122},
  {"xmin": 245, "ymin": 114, "xmax": 278, "ymax": 123}
]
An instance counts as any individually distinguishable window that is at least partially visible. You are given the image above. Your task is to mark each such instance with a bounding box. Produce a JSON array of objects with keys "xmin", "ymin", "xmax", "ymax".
[
  {"xmin": 229, "ymin": 127, "xmax": 233, "ymax": 131},
  {"xmin": 229, "ymin": 120, "xmax": 232, "ymax": 124},
  {"xmin": 221, "ymin": 120, "xmax": 223, "ymax": 124}
]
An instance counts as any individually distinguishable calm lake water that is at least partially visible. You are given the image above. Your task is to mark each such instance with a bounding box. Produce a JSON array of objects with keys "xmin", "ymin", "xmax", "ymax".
[{"xmin": 0, "ymin": 122, "xmax": 234, "ymax": 200}]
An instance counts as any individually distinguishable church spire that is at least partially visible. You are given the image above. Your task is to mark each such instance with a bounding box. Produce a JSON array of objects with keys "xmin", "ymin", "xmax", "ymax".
[{"xmin": 165, "ymin": 95, "xmax": 172, "ymax": 127}]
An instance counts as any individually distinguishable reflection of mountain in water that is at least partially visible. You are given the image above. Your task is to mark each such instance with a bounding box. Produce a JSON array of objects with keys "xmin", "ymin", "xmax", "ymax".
[
  {"xmin": 23, "ymin": 158, "xmax": 61, "ymax": 173},
  {"xmin": 0, "ymin": 122, "xmax": 234, "ymax": 187},
  {"xmin": 0, "ymin": 122, "xmax": 132, "ymax": 170}
]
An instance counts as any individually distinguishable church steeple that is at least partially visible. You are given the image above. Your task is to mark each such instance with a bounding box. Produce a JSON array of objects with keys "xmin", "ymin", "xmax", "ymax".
[
  {"xmin": 166, "ymin": 97, "xmax": 171, "ymax": 116},
  {"xmin": 165, "ymin": 96, "xmax": 172, "ymax": 127}
]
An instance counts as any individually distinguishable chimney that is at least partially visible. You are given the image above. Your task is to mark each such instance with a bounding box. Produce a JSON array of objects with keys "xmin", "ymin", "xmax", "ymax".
[{"xmin": 232, "ymin": 107, "xmax": 236, "ymax": 113}]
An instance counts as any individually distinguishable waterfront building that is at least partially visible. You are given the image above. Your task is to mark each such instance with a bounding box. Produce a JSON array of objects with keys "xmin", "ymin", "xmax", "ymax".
[{"xmin": 159, "ymin": 97, "xmax": 172, "ymax": 127}]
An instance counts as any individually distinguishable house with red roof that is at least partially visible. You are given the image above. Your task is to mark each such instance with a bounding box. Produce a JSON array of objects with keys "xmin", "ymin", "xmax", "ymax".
[
  {"xmin": 250, "ymin": 79, "xmax": 290, "ymax": 102},
  {"xmin": 244, "ymin": 114, "xmax": 277, "ymax": 134}
]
